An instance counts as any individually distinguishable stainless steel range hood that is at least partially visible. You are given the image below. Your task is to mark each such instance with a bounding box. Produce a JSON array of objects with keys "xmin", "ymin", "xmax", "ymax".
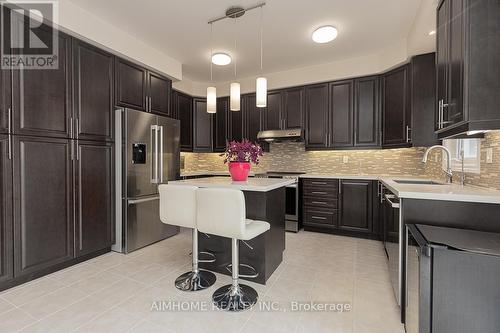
[{"xmin": 257, "ymin": 128, "xmax": 303, "ymax": 142}]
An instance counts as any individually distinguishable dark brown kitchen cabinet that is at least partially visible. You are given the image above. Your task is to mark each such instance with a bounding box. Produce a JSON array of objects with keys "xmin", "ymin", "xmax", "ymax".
[
  {"xmin": 0, "ymin": 135, "xmax": 13, "ymax": 284},
  {"xmin": 283, "ymin": 87, "xmax": 304, "ymax": 129},
  {"xmin": 148, "ymin": 71, "xmax": 171, "ymax": 116},
  {"xmin": 243, "ymin": 94, "xmax": 262, "ymax": 143},
  {"xmin": 339, "ymin": 180, "xmax": 373, "ymax": 234},
  {"xmin": 354, "ymin": 76, "xmax": 380, "ymax": 147},
  {"xmin": 173, "ymin": 91, "xmax": 193, "ymax": 152},
  {"xmin": 75, "ymin": 141, "xmax": 114, "ymax": 257},
  {"xmin": 435, "ymin": 0, "xmax": 500, "ymax": 138},
  {"xmin": 329, "ymin": 80, "xmax": 354, "ymax": 149},
  {"xmin": 73, "ymin": 39, "xmax": 114, "ymax": 142},
  {"xmin": 411, "ymin": 53, "xmax": 438, "ymax": 147},
  {"xmin": 382, "ymin": 65, "xmax": 411, "ymax": 148},
  {"xmin": 305, "ymin": 83, "xmax": 329, "ymax": 149},
  {"xmin": 13, "ymin": 136, "xmax": 74, "ymax": 278},
  {"xmin": 265, "ymin": 90, "xmax": 283, "ymax": 130},
  {"xmin": 115, "ymin": 58, "xmax": 172, "ymax": 116},
  {"xmin": 214, "ymin": 97, "xmax": 229, "ymax": 152},
  {"xmin": 193, "ymin": 98, "xmax": 212, "ymax": 152},
  {"xmin": 0, "ymin": 69, "xmax": 11, "ymax": 134},
  {"xmin": 228, "ymin": 106, "xmax": 243, "ymax": 142},
  {"xmin": 115, "ymin": 58, "xmax": 147, "ymax": 111},
  {"xmin": 12, "ymin": 30, "xmax": 72, "ymax": 138}
]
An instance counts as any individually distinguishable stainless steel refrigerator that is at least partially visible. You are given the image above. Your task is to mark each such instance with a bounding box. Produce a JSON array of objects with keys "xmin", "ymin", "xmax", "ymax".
[{"xmin": 113, "ymin": 108, "xmax": 180, "ymax": 253}]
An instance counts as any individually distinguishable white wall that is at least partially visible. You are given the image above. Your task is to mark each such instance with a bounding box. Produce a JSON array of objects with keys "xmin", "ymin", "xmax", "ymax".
[
  {"xmin": 27, "ymin": 0, "xmax": 183, "ymax": 80},
  {"xmin": 406, "ymin": 0, "xmax": 437, "ymax": 56}
]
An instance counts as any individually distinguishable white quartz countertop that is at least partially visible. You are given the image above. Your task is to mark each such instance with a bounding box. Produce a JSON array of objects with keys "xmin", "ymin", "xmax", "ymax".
[
  {"xmin": 168, "ymin": 176, "xmax": 295, "ymax": 192},
  {"xmin": 379, "ymin": 177, "xmax": 500, "ymax": 204},
  {"xmin": 300, "ymin": 174, "xmax": 379, "ymax": 180}
]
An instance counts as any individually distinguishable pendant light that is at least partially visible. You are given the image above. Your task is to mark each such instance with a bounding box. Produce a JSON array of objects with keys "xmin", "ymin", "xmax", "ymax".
[
  {"xmin": 207, "ymin": 22, "xmax": 217, "ymax": 113},
  {"xmin": 256, "ymin": 6, "xmax": 267, "ymax": 108},
  {"xmin": 230, "ymin": 14, "xmax": 241, "ymax": 111}
]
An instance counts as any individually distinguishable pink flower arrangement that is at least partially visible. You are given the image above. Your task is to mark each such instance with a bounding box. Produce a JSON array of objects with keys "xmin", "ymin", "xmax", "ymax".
[{"xmin": 220, "ymin": 140, "xmax": 264, "ymax": 165}]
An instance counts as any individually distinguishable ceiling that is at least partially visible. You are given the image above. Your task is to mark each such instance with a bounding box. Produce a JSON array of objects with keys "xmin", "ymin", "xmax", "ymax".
[{"xmin": 69, "ymin": 0, "xmax": 423, "ymax": 83}]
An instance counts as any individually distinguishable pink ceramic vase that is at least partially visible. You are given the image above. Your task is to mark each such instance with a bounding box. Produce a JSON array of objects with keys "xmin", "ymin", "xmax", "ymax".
[{"xmin": 228, "ymin": 162, "xmax": 251, "ymax": 181}]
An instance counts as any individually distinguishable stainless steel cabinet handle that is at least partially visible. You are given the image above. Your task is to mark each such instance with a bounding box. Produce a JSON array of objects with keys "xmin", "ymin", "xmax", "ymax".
[
  {"xmin": 7, "ymin": 107, "xmax": 11, "ymax": 134},
  {"xmin": 311, "ymin": 181, "xmax": 327, "ymax": 185},
  {"xmin": 128, "ymin": 196, "xmax": 160, "ymax": 205},
  {"xmin": 311, "ymin": 216, "xmax": 327, "ymax": 220},
  {"xmin": 311, "ymin": 191, "xmax": 327, "ymax": 195},
  {"xmin": 159, "ymin": 125, "xmax": 164, "ymax": 183},
  {"xmin": 75, "ymin": 118, "xmax": 79, "ymax": 139},
  {"xmin": 438, "ymin": 100, "xmax": 443, "ymax": 129},
  {"xmin": 311, "ymin": 201, "xmax": 327, "ymax": 205},
  {"xmin": 406, "ymin": 126, "xmax": 411, "ymax": 143},
  {"xmin": 7, "ymin": 134, "xmax": 12, "ymax": 160},
  {"xmin": 384, "ymin": 194, "xmax": 400, "ymax": 208}
]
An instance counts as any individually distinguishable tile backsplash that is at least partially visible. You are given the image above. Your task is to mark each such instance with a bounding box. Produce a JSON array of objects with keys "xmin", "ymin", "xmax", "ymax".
[
  {"xmin": 182, "ymin": 142, "xmax": 429, "ymax": 177},
  {"xmin": 424, "ymin": 131, "xmax": 500, "ymax": 190}
]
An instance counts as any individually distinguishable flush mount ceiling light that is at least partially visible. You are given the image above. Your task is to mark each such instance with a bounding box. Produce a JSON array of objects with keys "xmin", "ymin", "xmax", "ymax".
[
  {"xmin": 312, "ymin": 25, "xmax": 338, "ymax": 44},
  {"xmin": 211, "ymin": 53, "xmax": 232, "ymax": 66}
]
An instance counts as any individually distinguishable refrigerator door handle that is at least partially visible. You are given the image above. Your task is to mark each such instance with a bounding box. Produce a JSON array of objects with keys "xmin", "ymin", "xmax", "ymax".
[
  {"xmin": 128, "ymin": 196, "xmax": 160, "ymax": 205},
  {"xmin": 159, "ymin": 125, "xmax": 164, "ymax": 183},
  {"xmin": 150, "ymin": 125, "xmax": 158, "ymax": 184}
]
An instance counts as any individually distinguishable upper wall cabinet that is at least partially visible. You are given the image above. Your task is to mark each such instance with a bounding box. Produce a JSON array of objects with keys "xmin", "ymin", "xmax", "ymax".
[
  {"xmin": 147, "ymin": 71, "xmax": 171, "ymax": 117},
  {"xmin": 265, "ymin": 90, "xmax": 284, "ymax": 130},
  {"xmin": 436, "ymin": 0, "xmax": 500, "ymax": 138},
  {"xmin": 283, "ymin": 87, "xmax": 305, "ymax": 129},
  {"xmin": 382, "ymin": 65, "xmax": 411, "ymax": 148},
  {"xmin": 228, "ymin": 104, "xmax": 243, "ymax": 142},
  {"xmin": 305, "ymin": 83, "xmax": 329, "ymax": 149},
  {"xmin": 411, "ymin": 53, "xmax": 438, "ymax": 147},
  {"xmin": 193, "ymin": 98, "xmax": 212, "ymax": 152},
  {"xmin": 354, "ymin": 76, "xmax": 380, "ymax": 148},
  {"xmin": 242, "ymin": 94, "xmax": 262, "ymax": 143},
  {"xmin": 12, "ymin": 29, "xmax": 72, "ymax": 138},
  {"xmin": 115, "ymin": 58, "xmax": 147, "ymax": 111},
  {"xmin": 115, "ymin": 58, "xmax": 172, "ymax": 115},
  {"xmin": 214, "ymin": 97, "xmax": 229, "ymax": 152},
  {"xmin": 172, "ymin": 90, "xmax": 193, "ymax": 152},
  {"xmin": 329, "ymin": 80, "xmax": 354, "ymax": 149},
  {"xmin": 73, "ymin": 40, "xmax": 114, "ymax": 142}
]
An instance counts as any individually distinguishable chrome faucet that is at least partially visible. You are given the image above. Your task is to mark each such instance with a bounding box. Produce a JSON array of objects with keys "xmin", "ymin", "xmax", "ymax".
[{"xmin": 422, "ymin": 145, "xmax": 453, "ymax": 183}]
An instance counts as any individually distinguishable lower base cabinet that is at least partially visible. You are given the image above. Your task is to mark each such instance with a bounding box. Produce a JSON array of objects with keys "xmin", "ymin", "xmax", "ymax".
[
  {"xmin": 13, "ymin": 136, "xmax": 75, "ymax": 278},
  {"xmin": 75, "ymin": 141, "xmax": 114, "ymax": 257},
  {"xmin": 0, "ymin": 135, "xmax": 13, "ymax": 285},
  {"xmin": 302, "ymin": 178, "xmax": 379, "ymax": 239},
  {"xmin": 0, "ymin": 136, "xmax": 114, "ymax": 291}
]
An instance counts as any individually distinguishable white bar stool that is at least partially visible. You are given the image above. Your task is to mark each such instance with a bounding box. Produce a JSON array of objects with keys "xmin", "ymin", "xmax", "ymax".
[
  {"xmin": 196, "ymin": 188, "xmax": 270, "ymax": 311},
  {"xmin": 159, "ymin": 184, "xmax": 216, "ymax": 291}
]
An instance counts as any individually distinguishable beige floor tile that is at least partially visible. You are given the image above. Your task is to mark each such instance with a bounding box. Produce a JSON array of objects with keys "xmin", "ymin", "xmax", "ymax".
[
  {"xmin": 107, "ymin": 259, "xmax": 154, "ymax": 277},
  {"xmin": 1, "ymin": 277, "xmax": 66, "ymax": 306},
  {"xmin": 0, "ymin": 308, "xmax": 36, "ymax": 333},
  {"xmin": 73, "ymin": 307, "xmax": 142, "ymax": 333},
  {"xmin": 0, "ymin": 297, "xmax": 15, "ymax": 315},
  {"xmin": 51, "ymin": 263, "xmax": 104, "ymax": 285},
  {"xmin": 128, "ymin": 320, "xmax": 174, "ymax": 333},
  {"xmin": 128, "ymin": 263, "xmax": 178, "ymax": 285},
  {"xmin": 297, "ymin": 311, "xmax": 354, "ymax": 333},
  {"xmin": 69, "ymin": 270, "xmax": 123, "ymax": 294},
  {"xmin": 88, "ymin": 278, "xmax": 147, "ymax": 308},
  {"xmin": 19, "ymin": 285, "xmax": 87, "ymax": 319}
]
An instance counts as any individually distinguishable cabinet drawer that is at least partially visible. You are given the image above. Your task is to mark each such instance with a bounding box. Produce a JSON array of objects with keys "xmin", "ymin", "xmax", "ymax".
[
  {"xmin": 303, "ymin": 187, "xmax": 338, "ymax": 199},
  {"xmin": 304, "ymin": 209, "xmax": 338, "ymax": 226},
  {"xmin": 303, "ymin": 178, "xmax": 338, "ymax": 189},
  {"xmin": 303, "ymin": 197, "xmax": 338, "ymax": 209}
]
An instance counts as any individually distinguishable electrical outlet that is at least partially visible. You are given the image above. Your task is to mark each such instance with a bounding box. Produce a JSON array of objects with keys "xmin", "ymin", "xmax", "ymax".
[
  {"xmin": 486, "ymin": 148, "xmax": 493, "ymax": 163},
  {"xmin": 343, "ymin": 156, "xmax": 349, "ymax": 163}
]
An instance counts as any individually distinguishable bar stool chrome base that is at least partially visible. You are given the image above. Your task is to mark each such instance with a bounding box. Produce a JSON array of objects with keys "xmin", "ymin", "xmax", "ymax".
[
  {"xmin": 175, "ymin": 270, "xmax": 216, "ymax": 292},
  {"xmin": 212, "ymin": 284, "xmax": 258, "ymax": 312}
]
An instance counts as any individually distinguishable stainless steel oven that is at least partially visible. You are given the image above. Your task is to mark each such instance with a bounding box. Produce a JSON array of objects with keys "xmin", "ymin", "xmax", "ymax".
[{"xmin": 255, "ymin": 171, "xmax": 304, "ymax": 232}]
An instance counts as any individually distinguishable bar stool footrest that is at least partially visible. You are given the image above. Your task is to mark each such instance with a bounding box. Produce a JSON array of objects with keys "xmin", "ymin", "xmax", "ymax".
[
  {"xmin": 198, "ymin": 251, "xmax": 216, "ymax": 263},
  {"xmin": 226, "ymin": 263, "xmax": 259, "ymax": 279}
]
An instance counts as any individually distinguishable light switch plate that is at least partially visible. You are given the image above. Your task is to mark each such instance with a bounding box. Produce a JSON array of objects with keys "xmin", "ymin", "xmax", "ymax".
[
  {"xmin": 343, "ymin": 156, "xmax": 349, "ymax": 163},
  {"xmin": 486, "ymin": 148, "xmax": 493, "ymax": 163}
]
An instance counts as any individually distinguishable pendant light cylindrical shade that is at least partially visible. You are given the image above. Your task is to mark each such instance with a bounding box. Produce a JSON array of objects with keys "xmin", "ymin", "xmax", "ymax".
[
  {"xmin": 230, "ymin": 82, "xmax": 240, "ymax": 111},
  {"xmin": 207, "ymin": 86, "xmax": 217, "ymax": 113},
  {"xmin": 256, "ymin": 77, "xmax": 267, "ymax": 108}
]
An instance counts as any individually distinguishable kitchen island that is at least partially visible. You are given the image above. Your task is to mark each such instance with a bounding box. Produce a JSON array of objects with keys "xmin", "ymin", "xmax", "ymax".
[{"xmin": 168, "ymin": 177, "xmax": 294, "ymax": 284}]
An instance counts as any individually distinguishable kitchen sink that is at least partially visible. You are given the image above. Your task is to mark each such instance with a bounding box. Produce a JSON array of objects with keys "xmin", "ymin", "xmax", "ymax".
[{"xmin": 393, "ymin": 179, "xmax": 445, "ymax": 185}]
